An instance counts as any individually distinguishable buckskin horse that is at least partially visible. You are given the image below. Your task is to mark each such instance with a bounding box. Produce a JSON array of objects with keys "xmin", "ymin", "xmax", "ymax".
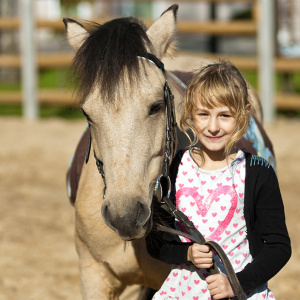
[{"xmin": 64, "ymin": 4, "xmax": 275, "ymax": 299}]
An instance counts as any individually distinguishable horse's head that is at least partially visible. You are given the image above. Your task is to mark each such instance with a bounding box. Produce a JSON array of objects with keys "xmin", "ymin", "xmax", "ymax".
[{"xmin": 64, "ymin": 5, "xmax": 181, "ymax": 240}]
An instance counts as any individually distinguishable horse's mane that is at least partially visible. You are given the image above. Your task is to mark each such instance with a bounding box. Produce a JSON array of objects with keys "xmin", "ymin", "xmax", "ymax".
[{"xmin": 70, "ymin": 17, "xmax": 154, "ymax": 103}]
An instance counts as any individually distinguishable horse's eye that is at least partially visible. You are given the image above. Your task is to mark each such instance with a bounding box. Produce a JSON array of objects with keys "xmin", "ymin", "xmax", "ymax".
[
  {"xmin": 149, "ymin": 102, "xmax": 163, "ymax": 116},
  {"xmin": 81, "ymin": 109, "xmax": 93, "ymax": 123}
]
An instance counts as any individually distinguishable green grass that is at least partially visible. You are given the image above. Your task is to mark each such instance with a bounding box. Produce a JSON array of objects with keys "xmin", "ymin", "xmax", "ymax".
[
  {"xmin": 1, "ymin": 69, "xmax": 300, "ymax": 118},
  {"xmin": 0, "ymin": 104, "xmax": 22, "ymax": 116},
  {"xmin": 39, "ymin": 69, "xmax": 71, "ymax": 89},
  {"xmin": 294, "ymin": 73, "xmax": 300, "ymax": 93},
  {"xmin": 276, "ymin": 73, "xmax": 300, "ymax": 93},
  {"xmin": 0, "ymin": 69, "xmax": 72, "ymax": 92},
  {"xmin": 0, "ymin": 68, "xmax": 80, "ymax": 119},
  {"xmin": 242, "ymin": 71, "xmax": 258, "ymax": 90},
  {"xmin": 0, "ymin": 103, "xmax": 83, "ymax": 119},
  {"xmin": 0, "ymin": 81, "xmax": 21, "ymax": 92},
  {"xmin": 242, "ymin": 71, "xmax": 300, "ymax": 94},
  {"xmin": 39, "ymin": 105, "xmax": 83, "ymax": 119}
]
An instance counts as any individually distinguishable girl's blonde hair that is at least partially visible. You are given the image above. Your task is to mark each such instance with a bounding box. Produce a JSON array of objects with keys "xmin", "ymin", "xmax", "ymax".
[{"xmin": 180, "ymin": 60, "xmax": 251, "ymax": 159}]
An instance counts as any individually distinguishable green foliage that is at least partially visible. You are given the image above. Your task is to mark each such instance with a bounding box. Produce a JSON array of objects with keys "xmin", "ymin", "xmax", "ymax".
[
  {"xmin": 0, "ymin": 103, "xmax": 83, "ymax": 119},
  {"xmin": 294, "ymin": 73, "xmax": 300, "ymax": 93},
  {"xmin": 39, "ymin": 69, "xmax": 71, "ymax": 89},
  {"xmin": 39, "ymin": 105, "xmax": 83, "ymax": 119},
  {"xmin": 242, "ymin": 71, "xmax": 258, "ymax": 90},
  {"xmin": 243, "ymin": 71, "xmax": 300, "ymax": 94},
  {"xmin": 1, "ymin": 68, "xmax": 300, "ymax": 118},
  {"xmin": 0, "ymin": 69, "xmax": 71, "ymax": 91},
  {"xmin": 0, "ymin": 82, "xmax": 21, "ymax": 92},
  {"xmin": 0, "ymin": 104, "xmax": 22, "ymax": 116},
  {"xmin": 232, "ymin": 9, "xmax": 252, "ymax": 20}
]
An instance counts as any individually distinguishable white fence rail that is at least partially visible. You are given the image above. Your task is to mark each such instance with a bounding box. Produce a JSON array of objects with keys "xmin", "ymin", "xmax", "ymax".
[{"xmin": 0, "ymin": 0, "xmax": 298, "ymax": 121}]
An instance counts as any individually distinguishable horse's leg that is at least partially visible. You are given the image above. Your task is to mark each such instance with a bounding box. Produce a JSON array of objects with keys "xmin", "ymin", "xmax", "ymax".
[
  {"xmin": 75, "ymin": 158, "xmax": 154, "ymax": 300},
  {"xmin": 132, "ymin": 239, "xmax": 170, "ymax": 291},
  {"xmin": 75, "ymin": 233, "xmax": 127, "ymax": 300},
  {"xmin": 75, "ymin": 162, "xmax": 126, "ymax": 300}
]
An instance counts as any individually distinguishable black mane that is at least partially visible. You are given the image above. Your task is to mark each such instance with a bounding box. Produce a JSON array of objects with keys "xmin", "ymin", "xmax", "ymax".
[{"xmin": 70, "ymin": 17, "xmax": 153, "ymax": 103}]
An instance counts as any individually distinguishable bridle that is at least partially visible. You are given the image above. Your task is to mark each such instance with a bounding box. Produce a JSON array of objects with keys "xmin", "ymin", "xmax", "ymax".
[
  {"xmin": 84, "ymin": 52, "xmax": 246, "ymax": 300},
  {"xmin": 85, "ymin": 52, "xmax": 177, "ymax": 200}
]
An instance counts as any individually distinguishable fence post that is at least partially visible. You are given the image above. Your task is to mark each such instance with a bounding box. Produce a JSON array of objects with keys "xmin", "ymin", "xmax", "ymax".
[
  {"xmin": 258, "ymin": 0, "xmax": 275, "ymax": 123},
  {"xmin": 20, "ymin": 0, "xmax": 38, "ymax": 119}
]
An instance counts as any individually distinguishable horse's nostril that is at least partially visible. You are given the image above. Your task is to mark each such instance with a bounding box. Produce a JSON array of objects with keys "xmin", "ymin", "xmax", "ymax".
[
  {"xmin": 102, "ymin": 203, "xmax": 112, "ymax": 227},
  {"xmin": 101, "ymin": 198, "xmax": 150, "ymax": 239},
  {"xmin": 136, "ymin": 206, "xmax": 143, "ymax": 227},
  {"xmin": 136, "ymin": 201, "xmax": 150, "ymax": 228}
]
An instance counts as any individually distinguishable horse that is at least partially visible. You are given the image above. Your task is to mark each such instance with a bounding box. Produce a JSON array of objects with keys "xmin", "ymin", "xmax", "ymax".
[{"xmin": 64, "ymin": 4, "xmax": 275, "ymax": 299}]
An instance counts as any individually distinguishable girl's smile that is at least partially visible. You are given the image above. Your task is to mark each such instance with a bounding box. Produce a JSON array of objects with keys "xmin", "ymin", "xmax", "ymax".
[
  {"xmin": 205, "ymin": 135, "xmax": 224, "ymax": 140},
  {"xmin": 192, "ymin": 94, "xmax": 237, "ymax": 164}
]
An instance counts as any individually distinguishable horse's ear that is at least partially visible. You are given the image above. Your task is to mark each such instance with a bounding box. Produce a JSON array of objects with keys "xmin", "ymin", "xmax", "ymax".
[
  {"xmin": 63, "ymin": 18, "xmax": 88, "ymax": 51},
  {"xmin": 146, "ymin": 4, "xmax": 178, "ymax": 59}
]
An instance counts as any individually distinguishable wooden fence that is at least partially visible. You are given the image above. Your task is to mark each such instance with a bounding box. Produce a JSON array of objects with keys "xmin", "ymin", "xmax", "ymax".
[{"xmin": 0, "ymin": 0, "xmax": 299, "ymax": 116}]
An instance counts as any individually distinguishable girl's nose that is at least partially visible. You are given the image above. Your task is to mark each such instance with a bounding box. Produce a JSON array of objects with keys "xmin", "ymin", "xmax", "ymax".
[{"xmin": 208, "ymin": 117, "xmax": 219, "ymax": 133}]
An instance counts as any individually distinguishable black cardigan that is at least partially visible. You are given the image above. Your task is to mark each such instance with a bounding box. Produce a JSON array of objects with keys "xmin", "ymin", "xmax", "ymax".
[{"xmin": 146, "ymin": 150, "xmax": 291, "ymax": 293}]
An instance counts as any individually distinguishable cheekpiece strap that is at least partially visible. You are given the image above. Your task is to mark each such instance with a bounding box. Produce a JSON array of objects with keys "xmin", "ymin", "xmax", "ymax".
[
  {"xmin": 85, "ymin": 124, "xmax": 92, "ymax": 164},
  {"xmin": 144, "ymin": 53, "xmax": 176, "ymax": 175},
  {"xmin": 145, "ymin": 53, "xmax": 165, "ymax": 71}
]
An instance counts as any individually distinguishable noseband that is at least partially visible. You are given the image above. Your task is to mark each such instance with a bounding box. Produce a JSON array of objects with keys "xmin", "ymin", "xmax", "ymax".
[{"xmin": 85, "ymin": 52, "xmax": 177, "ymax": 199}]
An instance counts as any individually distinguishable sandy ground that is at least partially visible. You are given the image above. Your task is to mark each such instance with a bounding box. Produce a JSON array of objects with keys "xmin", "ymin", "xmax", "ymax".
[
  {"xmin": 0, "ymin": 115, "xmax": 299, "ymax": 300},
  {"xmin": 1, "ymin": 54, "xmax": 300, "ymax": 300}
]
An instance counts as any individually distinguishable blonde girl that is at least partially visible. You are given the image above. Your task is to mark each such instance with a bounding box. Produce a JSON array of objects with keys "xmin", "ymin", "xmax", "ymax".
[{"xmin": 147, "ymin": 60, "xmax": 291, "ymax": 300}]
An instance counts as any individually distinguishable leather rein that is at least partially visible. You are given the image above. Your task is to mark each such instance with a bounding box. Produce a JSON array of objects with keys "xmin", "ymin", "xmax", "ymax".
[{"xmin": 85, "ymin": 52, "xmax": 246, "ymax": 300}]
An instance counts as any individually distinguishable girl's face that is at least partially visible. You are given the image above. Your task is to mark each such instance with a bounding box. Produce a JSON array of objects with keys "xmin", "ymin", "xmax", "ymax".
[{"xmin": 192, "ymin": 94, "xmax": 237, "ymax": 156}]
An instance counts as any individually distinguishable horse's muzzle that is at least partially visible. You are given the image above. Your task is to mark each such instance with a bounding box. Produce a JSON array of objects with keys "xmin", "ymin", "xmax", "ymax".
[{"xmin": 101, "ymin": 197, "xmax": 151, "ymax": 240}]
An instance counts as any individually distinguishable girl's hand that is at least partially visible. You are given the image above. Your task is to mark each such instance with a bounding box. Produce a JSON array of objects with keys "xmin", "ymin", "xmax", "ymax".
[
  {"xmin": 206, "ymin": 274, "xmax": 235, "ymax": 300},
  {"xmin": 187, "ymin": 243, "xmax": 213, "ymax": 269}
]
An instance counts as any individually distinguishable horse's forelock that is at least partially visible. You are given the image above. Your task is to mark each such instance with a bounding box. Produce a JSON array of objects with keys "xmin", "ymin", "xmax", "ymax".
[{"xmin": 70, "ymin": 17, "xmax": 153, "ymax": 104}]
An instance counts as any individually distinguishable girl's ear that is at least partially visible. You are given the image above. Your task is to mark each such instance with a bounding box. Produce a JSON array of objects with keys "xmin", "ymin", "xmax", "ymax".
[{"xmin": 246, "ymin": 104, "xmax": 251, "ymax": 113}]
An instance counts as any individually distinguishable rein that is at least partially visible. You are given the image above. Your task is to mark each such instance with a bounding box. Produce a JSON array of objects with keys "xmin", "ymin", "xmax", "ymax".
[
  {"xmin": 154, "ymin": 195, "xmax": 247, "ymax": 300},
  {"xmin": 85, "ymin": 52, "xmax": 246, "ymax": 300}
]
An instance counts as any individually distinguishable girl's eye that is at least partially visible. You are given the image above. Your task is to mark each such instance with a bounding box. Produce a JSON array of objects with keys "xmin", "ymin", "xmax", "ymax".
[
  {"xmin": 221, "ymin": 114, "xmax": 231, "ymax": 118},
  {"xmin": 149, "ymin": 102, "xmax": 163, "ymax": 116}
]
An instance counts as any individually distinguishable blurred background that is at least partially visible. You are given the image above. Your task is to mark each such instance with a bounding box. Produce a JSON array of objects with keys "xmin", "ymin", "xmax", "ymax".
[
  {"xmin": 1, "ymin": 0, "xmax": 300, "ymax": 120},
  {"xmin": 0, "ymin": 1, "xmax": 299, "ymax": 299}
]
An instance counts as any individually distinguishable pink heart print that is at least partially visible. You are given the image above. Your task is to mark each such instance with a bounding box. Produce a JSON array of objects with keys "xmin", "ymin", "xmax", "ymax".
[{"xmin": 176, "ymin": 185, "xmax": 238, "ymax": 240}]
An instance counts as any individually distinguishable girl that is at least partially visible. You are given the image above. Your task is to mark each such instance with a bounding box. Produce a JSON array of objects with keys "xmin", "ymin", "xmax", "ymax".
[{"xmin": 146, "ymin": 60, "xmax": 291, "ymax": 300}]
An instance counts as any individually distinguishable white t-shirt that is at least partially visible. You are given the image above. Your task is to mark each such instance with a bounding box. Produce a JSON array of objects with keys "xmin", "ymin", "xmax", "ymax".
[{"xmin": 153, "ymin": 150, "xmax": 274, "ymax": 300}]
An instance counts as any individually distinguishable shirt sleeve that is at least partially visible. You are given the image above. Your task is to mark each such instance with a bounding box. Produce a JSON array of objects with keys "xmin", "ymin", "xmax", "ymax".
[
  {"xmin": 146, "ymin": 226, "xmax": 193, "ymax": 265},
  {"xmin": 236, "ymin": 163, "xmax": 291, "ymax": 292},
  {"xmin": 145, "ymin": 202, "xmax": 193, "ymax": 265}
]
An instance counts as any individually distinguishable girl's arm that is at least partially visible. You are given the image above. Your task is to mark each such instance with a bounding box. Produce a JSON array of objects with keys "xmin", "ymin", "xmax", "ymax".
[
  {"xmin": 236, "ymin": 161, "xmax": 291, "ymax": 292},
  {"xmin": 146, "ymin": 224, "xmax": 192, "ymax": 264},
  {"xmin": 146, "ymin": 215, "xmax": 214, "ymax": 268}
]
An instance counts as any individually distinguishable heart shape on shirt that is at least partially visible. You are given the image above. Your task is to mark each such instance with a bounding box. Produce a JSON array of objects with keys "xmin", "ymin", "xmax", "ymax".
[{"xmin": 176, "ymin": 185, "xmax": 238, "ymax": 240}]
